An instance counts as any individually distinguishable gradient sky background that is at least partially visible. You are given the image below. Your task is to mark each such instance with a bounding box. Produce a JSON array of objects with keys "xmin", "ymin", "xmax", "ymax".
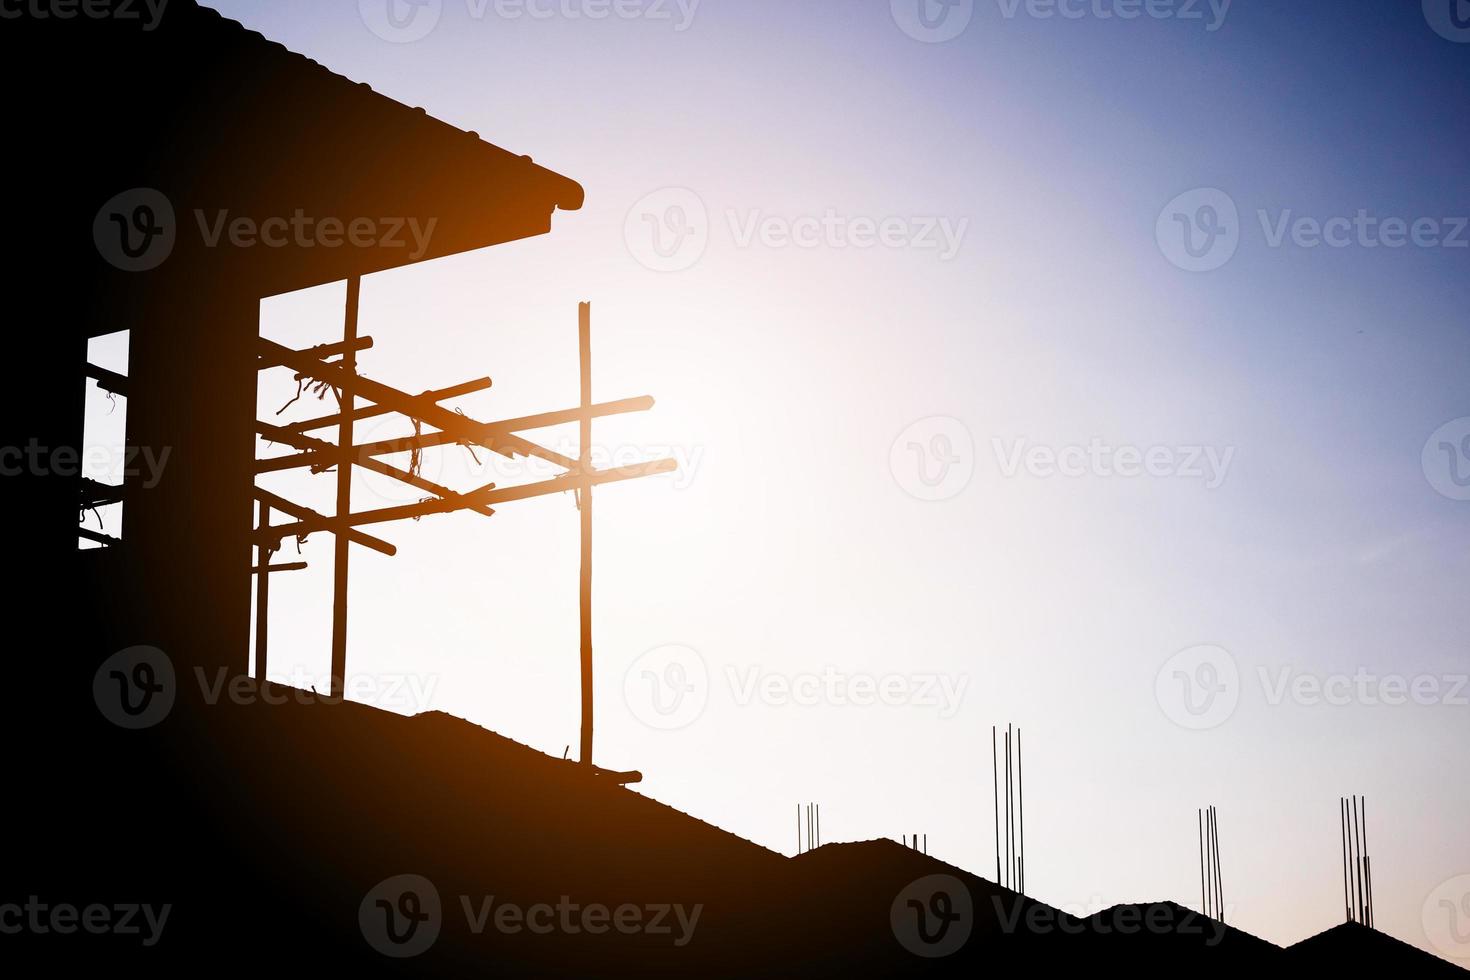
[{"xmin": 187, "ymin": 0, "xmax": 1470, "ymax": 960}]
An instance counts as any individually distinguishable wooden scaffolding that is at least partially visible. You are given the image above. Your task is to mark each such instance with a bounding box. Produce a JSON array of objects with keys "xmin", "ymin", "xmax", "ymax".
[{"xmin": 252, "ymin": 282, "xmax": 671, "ymax": 782}]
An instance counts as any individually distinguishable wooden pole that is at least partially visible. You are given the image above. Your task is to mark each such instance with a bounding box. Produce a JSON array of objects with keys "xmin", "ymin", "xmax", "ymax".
[
  {"xmin": 255, "ymin": 501, "xmax": 270, "ymax": 681},
  {"xmin": 257, "ymin": 336, "xmax": 580, "ymax": 472},
  {"xmin": 253, "ymin": 487, "xmax": 396, "ymax": 558},
  {"xmin": 286, "ymin": 376, "xmax": 491, "ymax": 434},
  {"xmin": 330, "ymin": 277, "xmax": 360, "ymax": 699},
  {"xmin": 263, "ymin": 460, "xmax": 672, "ymax": 540},
  {"xmin": 579, "ymin": 302, "xmax": 594, "ymax": 766}
]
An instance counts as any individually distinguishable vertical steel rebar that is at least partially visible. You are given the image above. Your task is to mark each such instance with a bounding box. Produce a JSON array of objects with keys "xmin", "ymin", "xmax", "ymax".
[
  {"xmin": 993, "ymin": 726, "xmax": 1001, "ymax": 885},
  {"xmin": 1352, "ymin": 796, "xmax": 1365, "ymax": 924},
  {"xmin": 1017, "ymin": 727, "xmax": 1025, "ymax": 894}
]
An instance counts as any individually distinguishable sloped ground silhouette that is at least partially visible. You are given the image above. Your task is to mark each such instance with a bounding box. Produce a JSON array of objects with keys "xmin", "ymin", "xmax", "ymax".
[{"xmin": 12, "ymin": 689, "xmax": 1462, "ymax": 974}]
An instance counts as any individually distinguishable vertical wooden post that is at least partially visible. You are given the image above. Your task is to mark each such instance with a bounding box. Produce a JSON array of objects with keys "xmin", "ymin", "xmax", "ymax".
[
  {"xmin": 255, "ymin": 501, "xmax": 271, "ymax": 682},
  {"xmin": 330, "ymin": 277, "xmax": 361, "ymax": 699},
  {"xmin": 578, "ymin": 301, "xmax": 594, "ymax": 766}
]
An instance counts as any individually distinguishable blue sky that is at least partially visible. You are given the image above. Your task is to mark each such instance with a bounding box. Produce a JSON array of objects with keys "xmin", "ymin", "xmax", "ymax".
[{"xmin": 198, "ymin": 0, "xmax": 1469, "ymax": 959}]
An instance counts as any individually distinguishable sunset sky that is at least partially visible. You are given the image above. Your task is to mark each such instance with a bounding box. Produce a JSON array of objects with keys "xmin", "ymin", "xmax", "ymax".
[{"xmin": 200, "ymin": 0, "xmax": 1468, "ymax": 960}]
